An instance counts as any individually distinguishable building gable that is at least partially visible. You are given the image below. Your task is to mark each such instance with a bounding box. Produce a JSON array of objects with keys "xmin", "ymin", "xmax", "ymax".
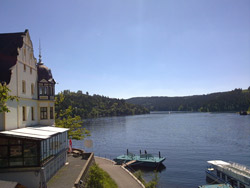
[{"xmin": 40, "ymin": 79, "xmax": 48, "ymax": 83}]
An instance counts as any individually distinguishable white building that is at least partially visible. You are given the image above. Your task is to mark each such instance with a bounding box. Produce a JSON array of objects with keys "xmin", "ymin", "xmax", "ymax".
[{"xmin": 0, "ymin": 30, "xmax": 68, "ymax": 188}]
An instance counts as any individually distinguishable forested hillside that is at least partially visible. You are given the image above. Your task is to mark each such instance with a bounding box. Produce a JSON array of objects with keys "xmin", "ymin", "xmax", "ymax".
[
  {"xmin": 55, "ymin": 90, "xmax": 149, "ymax": 118},
  {"xmin": 126, "ymin": 88, "xmax": 250, "ymax": 112}
]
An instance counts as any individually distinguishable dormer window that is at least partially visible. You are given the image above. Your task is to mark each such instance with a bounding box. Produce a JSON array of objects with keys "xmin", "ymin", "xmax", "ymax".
[
  {"xmin": 37, "ymin": 61, "xmax": 56, "ymax": 100},
  {"xmin": 38, "ymin": 85, "xmax": 51, "ymax": 96}
]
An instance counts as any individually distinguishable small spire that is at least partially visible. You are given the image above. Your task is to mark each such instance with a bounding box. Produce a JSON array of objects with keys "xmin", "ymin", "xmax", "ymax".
[{"xmin": 38, "ymin": 39, "xmax": 43, "ymax": 64}]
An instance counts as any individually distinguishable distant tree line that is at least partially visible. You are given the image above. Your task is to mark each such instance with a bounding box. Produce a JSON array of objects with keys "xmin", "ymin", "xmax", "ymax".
[
  {"xmin": 55, "ymin": 90, "xmax": 150, "ymax": 119},
  {"xmin": 126, "ymin": 88, "xmax": 250, "ymax": 112}
]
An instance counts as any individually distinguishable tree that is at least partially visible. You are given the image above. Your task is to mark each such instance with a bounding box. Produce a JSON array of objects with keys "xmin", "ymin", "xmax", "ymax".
[
  {"xmin": 55, "ymin": 93, "xmax": 90, "ymax": 140},
  {"xmin": 77, "ymin": 90, "xmax": 82, "ymax": 95},
  {"xmin": 55, "ymin": 90, "xmax": 149, "ymax": 119},
  {"xmin": 0, "ymin": 83, "xmax": 18, "ymax": 113}
]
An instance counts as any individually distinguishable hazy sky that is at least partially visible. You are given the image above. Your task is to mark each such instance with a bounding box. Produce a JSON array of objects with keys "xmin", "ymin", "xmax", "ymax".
[{"xmin": 1, "ymin": 0, "xmax": 249, "ymax": 99}]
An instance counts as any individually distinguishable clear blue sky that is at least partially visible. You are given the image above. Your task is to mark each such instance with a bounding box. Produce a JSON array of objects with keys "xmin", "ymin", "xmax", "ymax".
[{"xmin": 1, "ymin": 0, "xmax": 249, "ymax": 99}]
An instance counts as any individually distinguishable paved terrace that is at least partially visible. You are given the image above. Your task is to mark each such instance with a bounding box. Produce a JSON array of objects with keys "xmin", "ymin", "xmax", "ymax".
[
  {"xmin": 47, "ymin": 154, "xmax": 144, "ymax": 188},
  {"xmin": 47, "ymin": 154, "xmax": 87, "ymax": 188}
]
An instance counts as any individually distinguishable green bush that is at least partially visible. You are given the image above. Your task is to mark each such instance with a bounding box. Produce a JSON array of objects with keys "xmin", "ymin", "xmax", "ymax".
[
  {"xmin": 86, "ymin": 164, "xmax": 117, "ymax": 188},
  {"xmin": 133, "ymin": 170, "xmax": 146, "ymax": 185},
  {"xmin": 133, "ymin": 170, "xmax": 158, "ymax": 188}
]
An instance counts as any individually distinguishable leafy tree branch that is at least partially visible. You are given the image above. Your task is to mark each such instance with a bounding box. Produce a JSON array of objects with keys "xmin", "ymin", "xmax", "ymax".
[
  {"xmin": 55, "ymin": 93, "xmax": 90, "ymax": 140},
  {"xmin": 0, "ymin": 83, "xmax": 18, "ymax": 113}
]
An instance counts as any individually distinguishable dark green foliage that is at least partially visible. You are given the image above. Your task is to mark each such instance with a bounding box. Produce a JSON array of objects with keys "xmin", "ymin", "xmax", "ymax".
[
  {"xmin": 133, "ymin": 170, "xmax": 158, "ymax": 188},
  {"xmin": 146, "ymin": 172, "xmax": 159, "ymax": 188},
  {"xmin": 86, "ymin": 164, "xmax": 117, "ymax": 188},
  {"xmin": 55, "ymin": 93, "xmax": 90, "ymax": 140},
  {"xmin": 55, "ymin": 90, "xmax": 149, "ymax": 119},
  {"xmin": 133, "ymin": 170, "xmax": 146, "ymax": 185},
  {"xmin": 127, "ymin": 88, "xmax": 250, "ymax": 112},
  {"xmin": 0, "ymin": 83, "xmax": 18, "ymax": 113}
]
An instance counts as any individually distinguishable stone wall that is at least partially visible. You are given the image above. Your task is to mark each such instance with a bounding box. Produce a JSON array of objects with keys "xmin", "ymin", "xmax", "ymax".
[{"xmin": 74, "ymin": 152, "xmax": 95, "ymax": 188}]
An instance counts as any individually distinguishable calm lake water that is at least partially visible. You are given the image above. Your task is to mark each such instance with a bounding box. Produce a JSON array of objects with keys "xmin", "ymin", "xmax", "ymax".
[{"xmin": 73, "ymin": 112, "xmax": 250, "ymax": 188}]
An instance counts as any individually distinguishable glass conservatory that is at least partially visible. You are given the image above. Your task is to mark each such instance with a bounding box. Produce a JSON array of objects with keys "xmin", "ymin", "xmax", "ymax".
[{"xmin": 0, "ymin": 126, "xmax": 68, "ymax": 168}]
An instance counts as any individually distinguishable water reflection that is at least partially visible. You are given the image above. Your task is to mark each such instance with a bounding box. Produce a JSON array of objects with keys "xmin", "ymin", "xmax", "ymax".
[{"xmin": 127, "ymin": 163, "xmax": 167, "ymax": 173}]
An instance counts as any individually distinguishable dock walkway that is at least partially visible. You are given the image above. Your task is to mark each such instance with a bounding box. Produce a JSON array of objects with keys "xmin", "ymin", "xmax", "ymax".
[
  {"xmin": 95, "ymin": 156, "xmax": 144, "ymax": 188},
  {"xmin": 122, "ymin": 160, "xmax": 137, "ymax": 167}
]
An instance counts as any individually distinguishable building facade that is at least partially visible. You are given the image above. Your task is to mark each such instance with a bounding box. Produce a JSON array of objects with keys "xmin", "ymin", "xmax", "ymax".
[{"xmin": 0, "ymin": 30, "xmax": 68, "ymax": 188}]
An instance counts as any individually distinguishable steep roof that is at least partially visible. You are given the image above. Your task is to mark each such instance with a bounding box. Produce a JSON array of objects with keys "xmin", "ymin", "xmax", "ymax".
[
  {"xmin": 37, "ymin": 63, "xmax": 55, "ymax": 83},
  {"xmin": 0, "ymin": 30, "xmax": 27, "ymax": 84}
]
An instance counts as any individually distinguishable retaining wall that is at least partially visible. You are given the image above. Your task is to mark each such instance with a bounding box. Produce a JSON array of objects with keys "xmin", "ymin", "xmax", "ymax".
[{"xmin": 74, "ymin": 152, "xmax": 95, "ymax": 188}]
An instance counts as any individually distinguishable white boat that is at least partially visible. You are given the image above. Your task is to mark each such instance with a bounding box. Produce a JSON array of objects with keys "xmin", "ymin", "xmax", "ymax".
[
  {"xmin": 206, "ymin": 160, "xmax": 250, "ymax": 188},
  {"xmin": 198, "ymin": 184, "xmax": 233, "ymax": 188}
]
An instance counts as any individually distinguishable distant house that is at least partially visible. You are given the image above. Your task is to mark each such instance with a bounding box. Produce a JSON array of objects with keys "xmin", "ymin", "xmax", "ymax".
[{"xmin": 0, "ymin": 30, "xmax": 68, "ymax": 188}]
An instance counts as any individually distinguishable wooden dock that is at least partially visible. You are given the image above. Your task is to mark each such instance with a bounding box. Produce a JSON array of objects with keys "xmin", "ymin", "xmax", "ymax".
[{"xmin": 122, "ymin": 160, "xmax": 136, "ymax": 167}]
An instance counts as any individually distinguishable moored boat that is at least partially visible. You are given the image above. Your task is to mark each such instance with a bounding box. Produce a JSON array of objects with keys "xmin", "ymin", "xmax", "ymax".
[
  {"xmin": 198, "ymin": 183, "xmax": 233, "ymax": 188},
  {"xmin": 205, "ymin": 160, "xmax": 250, "ymax": 188},
  {"xmin": 113, "ymin": 150, "xmax": 166, "ymax": 168},
  {"xmin": 240, "ymin": 111, "xmax": 248, "ymax": 115}
]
